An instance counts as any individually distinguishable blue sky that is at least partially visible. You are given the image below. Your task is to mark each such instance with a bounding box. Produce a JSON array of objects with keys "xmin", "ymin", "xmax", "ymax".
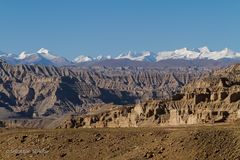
[{"xmin": 0, "ymin": 0, "xmax": 239, "ymax": 59}]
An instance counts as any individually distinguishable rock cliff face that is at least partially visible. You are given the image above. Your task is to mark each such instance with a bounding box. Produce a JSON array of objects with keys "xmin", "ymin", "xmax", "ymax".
[
  {"xmin": 0, "ymin": 59, "xmax": 207, "ymax": 118},
  {"xmin": 60, "ymin": 64, "xmax": 240, "ymax": 128}
]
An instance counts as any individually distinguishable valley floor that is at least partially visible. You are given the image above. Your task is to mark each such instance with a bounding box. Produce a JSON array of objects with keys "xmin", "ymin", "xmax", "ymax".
[{"xmin": 0, "ymin": 125, "xmax": 240, "ymax": 160}]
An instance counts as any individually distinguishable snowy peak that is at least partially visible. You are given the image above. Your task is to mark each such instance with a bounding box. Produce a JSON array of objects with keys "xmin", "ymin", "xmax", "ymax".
[
  {"xmin": 18, "ymin": 51, "xmax": 31, "ymax": 60},
  {"xmin": 116, "ymin": 51, "xmax": 156, "ymax": 62},
  {"xmin": 74, "ymin": 55, "xmax": 93, "ymax": 63},
  {"xmin": 73, "ymin": 54, "xmax": 112, "ymax": 63},
  {"xmin": 198, "ymin": 46, "xmax": 210, "ymax": 53},
  {"xmin": 36, "ymin": 48, "xmax": 59, "ymax": 60},
  {"xmin": 37, "ymin": 48, "xmax": 50, "ymax": 54},
  {"xmin": 174, "ymin": 48, "xmax": 200, "ymax": 59},
  {"xmin": 116, "ymin": 51, "xmax": 136, "ymax": 60},
  {"xmin": 19, "ymin": 51, "xmax": 27, "ymax": 59},
  {"xmin": 156, "ymin": 48, "xmax": 200, "ymax": 61},
  {"xmin": 197, "ymin": 48, "xmax": 239, "ymax": 60}
]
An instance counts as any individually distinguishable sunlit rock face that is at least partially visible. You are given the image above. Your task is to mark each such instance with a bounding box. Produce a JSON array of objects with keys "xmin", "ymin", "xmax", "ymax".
[
  {"xmin": 0, "ymin": 59, "xmax": 207, "ymax": 119},
  {"xmin": 59, "ymin": 64, "xmax": 240, "ymax": 128}
]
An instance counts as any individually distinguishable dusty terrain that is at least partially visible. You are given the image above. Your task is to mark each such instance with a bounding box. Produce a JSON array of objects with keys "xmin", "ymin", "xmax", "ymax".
[{"xmin": 0, "ymin": 124, "xmax": 240, "ymax": 160}]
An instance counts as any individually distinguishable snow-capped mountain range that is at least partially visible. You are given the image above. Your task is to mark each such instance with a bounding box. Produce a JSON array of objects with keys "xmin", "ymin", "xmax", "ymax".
[
  {"xmin": 75, "ymin": 47, "xmax": 240, "ymax": 63},
  {"xmin": 0, "ymin": 48, "xmax": 70, "ymax": 66},
  {"xmin": 73, "ymin": 55, "xmax": 112, "ymax": 63},
  {"xmin": 0, "ymin": 47, "xmax": 240, "ymax": 66}
]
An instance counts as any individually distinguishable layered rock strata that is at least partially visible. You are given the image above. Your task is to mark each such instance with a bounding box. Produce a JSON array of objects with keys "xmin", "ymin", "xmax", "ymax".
[
  {"xmin": 60, "ymin": 64, "xmax": 240, "ymax": 128},
  {"xmin": 0, "ymin": 59, "xmax": 207, "ymax": 118}
]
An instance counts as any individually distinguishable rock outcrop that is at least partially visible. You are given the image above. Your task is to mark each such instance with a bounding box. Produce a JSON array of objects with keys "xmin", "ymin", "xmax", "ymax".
[
  {"xmin": 0, "ymin": 59, "xmax": 207, "ymax": 118},
  {"xmin": 60, "ymin": 64, "xmax": 240, "ymax": 128}
]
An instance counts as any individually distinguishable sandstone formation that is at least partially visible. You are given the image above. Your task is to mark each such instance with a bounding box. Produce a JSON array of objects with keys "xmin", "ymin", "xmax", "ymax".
[
  {"xmin": 0, "ymin": 59, "xmax": 207, "ymax": 119},
  {"xmin": 60, "ymin": 64, "xmax": 240, "ymax": 128}
]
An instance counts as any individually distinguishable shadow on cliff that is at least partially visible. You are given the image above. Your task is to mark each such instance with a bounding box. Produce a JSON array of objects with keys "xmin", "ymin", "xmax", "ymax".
[
  {"xmin": 56, "ymin": 77, "xmax": 83, "ymax": 105},
  {"xmin": 98, "ymin": 88, "xmax": 138, "ymax": 105}
]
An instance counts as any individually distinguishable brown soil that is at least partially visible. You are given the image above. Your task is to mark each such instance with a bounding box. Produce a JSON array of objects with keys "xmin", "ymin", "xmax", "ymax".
[{"xmin": 0, "ymin": 125, "xmax": 240, "ymax": 160}]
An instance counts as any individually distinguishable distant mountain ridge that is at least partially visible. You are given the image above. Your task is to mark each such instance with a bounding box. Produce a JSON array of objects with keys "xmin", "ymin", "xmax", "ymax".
[
  {"xmin": 0, "ymin": 48, "xmax": 70, "ymax": 66},
  {"xmin": 115, "ymin": 47, "xmax": 240, "ymax": 62},
  {"xmin": 0, "ymin": 47, "xmax": 240, "ymax": 66}
]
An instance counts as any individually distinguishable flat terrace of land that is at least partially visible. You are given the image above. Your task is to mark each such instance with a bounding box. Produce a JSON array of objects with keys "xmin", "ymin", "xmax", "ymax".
[{"xmin": 0, "ymin": 124, "xmax": 240, "ymax": 160}]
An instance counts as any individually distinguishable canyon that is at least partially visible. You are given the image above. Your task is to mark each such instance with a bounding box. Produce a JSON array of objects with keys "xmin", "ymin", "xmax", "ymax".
[
  {"xmin": 0, "ymin": 57, "xmax": 240, "ymax": 129},
  {"xmin": 60, "ymin": 64, "xmax": 240, "ymax": 128},
  {"xmin": 0, "ymin": 59, "xmax": 208, "ymax": 119},
  {"xmin": 0, "ymin": 59, "xmax": 240, "ymax": 160}
]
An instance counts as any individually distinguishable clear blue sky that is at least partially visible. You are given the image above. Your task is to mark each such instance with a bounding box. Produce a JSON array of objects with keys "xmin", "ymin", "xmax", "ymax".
[{"xmin": 0, "ymin": 0, "xmax": 239, "ymax": 59}]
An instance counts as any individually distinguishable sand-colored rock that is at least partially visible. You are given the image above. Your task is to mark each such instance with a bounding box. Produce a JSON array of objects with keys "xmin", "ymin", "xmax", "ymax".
[
  {"xmin": 0, "ymin": 59, "xmax": 207, "ymax": 118},
  {"xmin": 59, "ymin": 64, "xmax": 240, "ymax": 128}
]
